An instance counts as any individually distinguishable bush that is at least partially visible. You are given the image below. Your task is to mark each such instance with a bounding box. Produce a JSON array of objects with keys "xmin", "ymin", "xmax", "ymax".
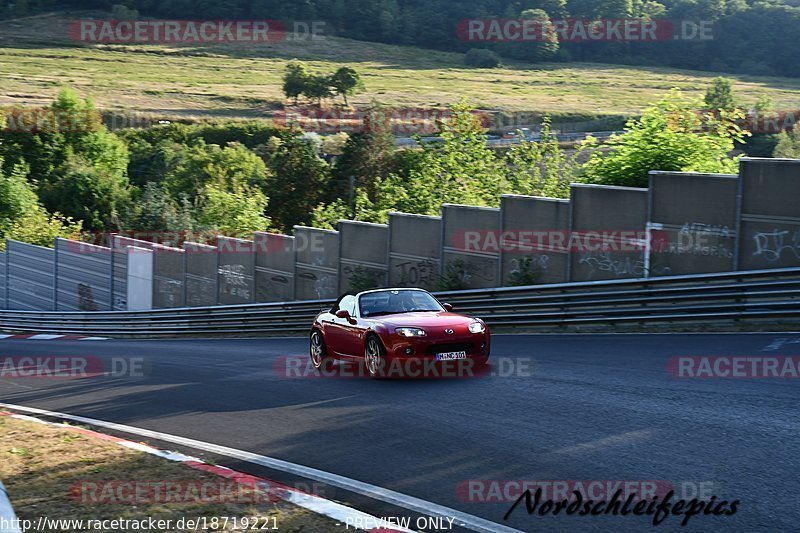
[
  {"xmin": 437, "ymin": 258, "xmax": 472, "ymax": 291},
  {"xmin": 464, "ymin": 49, "xmax": 500, "ymax": 68},
  {"xmin": 347, "ymin": 265, "xmax": 382, "ymax": 292},
  {"xmin": 506, "ymin": 256, "xmax": 543, "ymax": 287}
]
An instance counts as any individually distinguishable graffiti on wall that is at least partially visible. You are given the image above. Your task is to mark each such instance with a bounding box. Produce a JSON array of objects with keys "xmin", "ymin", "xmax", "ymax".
[
  {"xmin": 394, "ymin": 258, "xmax": 438, "ymax": 288},
  {"xmin": 298, "ymin": 271, "xmax": 337, "ymax": 298},
  {"xmin": 219, "ymin": 264, "xmax": 251, "ymax": 299},
  {"xmin": 752, "ymin": 229, "xmax": 800, "ymax": 263},
  {"xmin": 78, "ymin": 283, "xmax": 97, "ymax": 311},
  {"xmin": 579, "ymin": 247, "xmax": 671, "ymax": 279},
  {"xmin": 655, "ymin": 223, "xmax": 735, "ymax": 259},
  {"xmin": 157, "ymin": 279, "xmax": 183, "ymax": 306}
]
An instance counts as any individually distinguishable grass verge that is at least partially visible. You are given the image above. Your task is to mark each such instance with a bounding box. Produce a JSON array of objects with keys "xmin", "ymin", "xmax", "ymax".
[
  {"xmin": 2, "ymin": 11, "xmax": 800, "ymax": 122},
  {"xmin": 0, "ymin": 414, "xmax": 341, "ymax": 532}
]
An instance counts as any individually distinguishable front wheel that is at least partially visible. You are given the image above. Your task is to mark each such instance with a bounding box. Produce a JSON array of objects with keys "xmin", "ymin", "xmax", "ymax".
[
  {"xmin": 310, "ymin": 330, "xmax": 328, "ymax": 369},
  {"xmin": 364, "ymin": 336, "xmax": 386, "ymax": 379}
]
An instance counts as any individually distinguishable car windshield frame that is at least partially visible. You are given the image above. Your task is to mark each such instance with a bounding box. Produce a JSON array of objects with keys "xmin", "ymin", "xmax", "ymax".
[{"xmin": 358, "ymin": 289, "xmax": 445, "ymax": 318}]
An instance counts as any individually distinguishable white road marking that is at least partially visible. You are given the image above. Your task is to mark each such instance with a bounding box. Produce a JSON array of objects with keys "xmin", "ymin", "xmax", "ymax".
[
  {"xmin": 762, "ymin": 337, "xmax": 800, "ymax": 352},
  {"xmin": 0, "ymin": 402, "xmax": 520, "ymax": 533},
  {"xmin": 3, "ymin": 412, "xmax": 414, "ymax": 533}
]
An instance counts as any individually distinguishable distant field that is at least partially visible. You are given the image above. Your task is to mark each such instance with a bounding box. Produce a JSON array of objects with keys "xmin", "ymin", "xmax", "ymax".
[{"xmin": 2, "ymin": 11, "xmax": 800, "ymax": 123}]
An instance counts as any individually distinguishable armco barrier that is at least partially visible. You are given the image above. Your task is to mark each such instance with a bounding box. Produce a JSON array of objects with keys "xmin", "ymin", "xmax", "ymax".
[{"xmin": 0, "ymin": 268, "xmax": 798, "ymax": 337}]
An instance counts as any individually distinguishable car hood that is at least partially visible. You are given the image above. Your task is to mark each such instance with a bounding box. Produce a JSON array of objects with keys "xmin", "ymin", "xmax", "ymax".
[{"xmin": 376, "ymin": 312, "xmax": 476, "ymax": 327}]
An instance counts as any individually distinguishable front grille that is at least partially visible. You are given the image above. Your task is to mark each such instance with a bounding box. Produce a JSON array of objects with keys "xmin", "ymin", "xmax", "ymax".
[{"xmin": 426, "ymin": 343, "xmax": 475, "ymax": 356}]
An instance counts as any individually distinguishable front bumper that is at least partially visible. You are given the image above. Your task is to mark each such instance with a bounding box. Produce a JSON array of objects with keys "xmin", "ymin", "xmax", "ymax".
[{"xmin": 385, "ymin": 331, "xmax": 491, "ymax": 361}]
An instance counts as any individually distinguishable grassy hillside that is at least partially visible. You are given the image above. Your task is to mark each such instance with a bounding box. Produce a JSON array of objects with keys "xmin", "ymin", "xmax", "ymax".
[{"xmin": 2, "ymin": 12, "xmax": 800, "ymax": 122}]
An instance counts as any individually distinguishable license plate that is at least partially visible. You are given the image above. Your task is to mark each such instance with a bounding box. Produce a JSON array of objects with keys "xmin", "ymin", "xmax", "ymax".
[{"xmin": 436, "ymin": 351, "xmax": 467, "ymax": 361}]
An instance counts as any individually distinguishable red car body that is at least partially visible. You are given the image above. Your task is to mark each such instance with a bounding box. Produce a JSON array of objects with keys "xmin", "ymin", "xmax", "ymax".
[{"xmin": 310, "ymin": 288, "xmax": 490, "ymax": 378}]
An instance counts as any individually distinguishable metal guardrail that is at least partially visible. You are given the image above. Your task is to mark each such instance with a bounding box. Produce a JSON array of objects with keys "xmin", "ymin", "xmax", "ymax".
[
  {"xmin": 0, "ymin": 268, "xmax": 798, "ymax": 337},
  {"xmin": 0, "ymin": 481, "xmax": 21, "ymax": 533}
]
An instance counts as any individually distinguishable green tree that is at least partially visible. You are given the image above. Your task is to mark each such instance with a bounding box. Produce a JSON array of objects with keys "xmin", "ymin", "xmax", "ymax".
[
  {"xmin": 402, "ymin": 99, "xmax": 507, "ymax": 211},
  {"xmin": 582, "ymin": 89, "xmax": 749, "ymax": 188},
  {"xmin": 302, "ymin": 74, "xmax": 334, "ymax": 106},
  {"xmin": 39, "ymin": 153, "xmax": 131, "ymax": 231},
  {"xmin": 773, "ymin": 130, "xmax": 800, "ymax": 158},
  {"xmin": 499, "ymin": 9, "xmax": 559, "ymax": 62},
  {"xmin": 754, "ymin": 94, "xmax": 774, "ymax": 112},
  {"xmin": 333, "ymin": 105, "xmax": 397, "ymax": 203},
  {"xmin": 0, "ymin": 88, "xmax": 130, "ymax": 231},
  {"xmin": 312, "ymin": 100, "xmax": 514, "ymax": 225},
  {"xmin": 705, "ymin": 77, "xmax": 736, "ymax": 112},
  {"xmin": 282, "ymin": 61, "xmax": 310, "ymax": 105},
  {"xmin": 4, "ymin": 209, "xmax": 82, "ymax": 249},
  {"xmin": 505, "ymin": 118, "xmax": 583, "ymax": 198},
  {"xmin": 162, "ymin": 141, "xmax": 269, "ymax": 201},
  {"xmin": 0, "ymin": 159, "xmax": 81, "ymax": 248},
  {"xmin": 0, "ymin": 161, "xmax": 37, "ymax": 232},
  {"xmin": 129, "ymin": 182, "xmax": 195, "ymax": 232},
  {"xmin": 257, "ymin": 133, "xmax": 331, "ymax": 232},
  {"xmin": 195, "ymin": 183, "xmax": 269, "ymax": 236},
  {"xmin": 329, "ymin": 67, "xmax": 364, "ymax": 106},
  {"xmin": 521, "ymin": 9, "xmax": 559, "ymax": 61}
]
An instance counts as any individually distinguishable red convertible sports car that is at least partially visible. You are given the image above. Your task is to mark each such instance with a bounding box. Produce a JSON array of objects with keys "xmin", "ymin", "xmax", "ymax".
[{"xmin": 310, "ymin": 288, "xmax": 490, "ymax": 378}]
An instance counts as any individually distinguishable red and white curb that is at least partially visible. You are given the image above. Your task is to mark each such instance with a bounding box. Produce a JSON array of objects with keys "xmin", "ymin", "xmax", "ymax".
[
  {"xmin": 0, "ymin": 334, "xmax": 107, "ymax": 341},
  {"xmin": 0, "ymin": 403, "xmax": 519, "ymax": 533},
  {"xmin": 0, "ymin": 411, "xmax": 412, "ymax": 533}
]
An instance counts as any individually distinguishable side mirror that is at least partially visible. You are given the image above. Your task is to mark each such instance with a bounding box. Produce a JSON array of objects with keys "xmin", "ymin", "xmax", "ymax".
[
  {"xmin": 443, "ymin": 303, "xmax": 453, "ymax": 312},
  {"xmin": 335, "ymin": 309, "xmax": 350, "ymax": 319}
]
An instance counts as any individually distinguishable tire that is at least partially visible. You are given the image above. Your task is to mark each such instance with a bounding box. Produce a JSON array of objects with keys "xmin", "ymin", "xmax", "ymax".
[
  {"xmin": 364, "ymin": 335, "xmax": 386, "ymax": 379},
  {"xmin": 309, "ymin": 329, "xmax": 328, "ymax": 370}
]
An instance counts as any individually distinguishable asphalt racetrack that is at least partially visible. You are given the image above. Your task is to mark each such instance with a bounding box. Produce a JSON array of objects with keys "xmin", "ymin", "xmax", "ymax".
[{"xmin": 0, "ymin": 333, "xmax": 797, "ymax": 532}]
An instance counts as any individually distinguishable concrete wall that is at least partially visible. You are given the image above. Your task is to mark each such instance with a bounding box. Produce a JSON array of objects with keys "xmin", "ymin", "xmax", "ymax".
[
  {"xmin": 112, "ymin": 236, "xmax": 185, "ymax": 310},
  {"xmin": 338, "ymin": 221, "xmax": 389, "ymax": 293},
  {"xmin": 294, "ymin": 226, "xmax": 339, "ymax": 300},
  {"xmin": 6, "ymin": 240, "xmax": 55, "ymax": 310},
  {"xmin": 441, "ymin": 204, "xmax": 501, "ymax": 289},
  {"xmin": 217, "ymin": 237, "xmax": 256, "ymax": 305},
  {"xmin": 111, "ymin": 235, "xmax": 157, "ymax": 311},
  {"xmin": 0, "ymin": 250, "xmax": 5, "ymax": 309},
  {"xmin": 500, "ymin": 195, "xmax": 570, "ymax": 286},
  {"xmin": 648, "ymin": 172, "xmax": 738, "ymax": 276},
  {"xmin": 387, "ymin": 212, "xmax": 441, "ymax": 290},
  {"xmin": 254, "ymin": 232, "xmax": 295, "ymax": 302},
  {"xmin": 126, "ymin": 246, "xmax": 153, "ymax": 311},
  {"xmin": 184, "ymin": 242, "xmax": 217, "ymax": 307},
  {"xmin": 3, "ymin": 160, "xmax": 800, "ymax": 311},
  {"xmin": 738, "ymin": 158, "xmax": 800, "ymax": 270},
  {"xmin": 54, "ymin": 238, "xmax": 112, "ymax": 311},
  {"xmin": 569, "ymin": 184, "xmax": 649, "ymax": 282},
  {"xmin": 152, "ymin": 244, "xmax": 185, "ymax": 308}
]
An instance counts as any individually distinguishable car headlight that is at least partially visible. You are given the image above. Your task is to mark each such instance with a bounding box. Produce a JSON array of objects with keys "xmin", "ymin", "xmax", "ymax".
[
  {"xmin": 395, "ymin": 327, "xmax": 426, "ymax": 337},
  {"xmin": 469, "ymin": 321, "xmax": 486, "ymax": 334}
]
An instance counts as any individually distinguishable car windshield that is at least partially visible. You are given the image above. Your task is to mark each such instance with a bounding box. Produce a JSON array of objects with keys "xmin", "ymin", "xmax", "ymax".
[{"xmin": 359, "ymin": 290, "xmax": 444, "ymax": 317}]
